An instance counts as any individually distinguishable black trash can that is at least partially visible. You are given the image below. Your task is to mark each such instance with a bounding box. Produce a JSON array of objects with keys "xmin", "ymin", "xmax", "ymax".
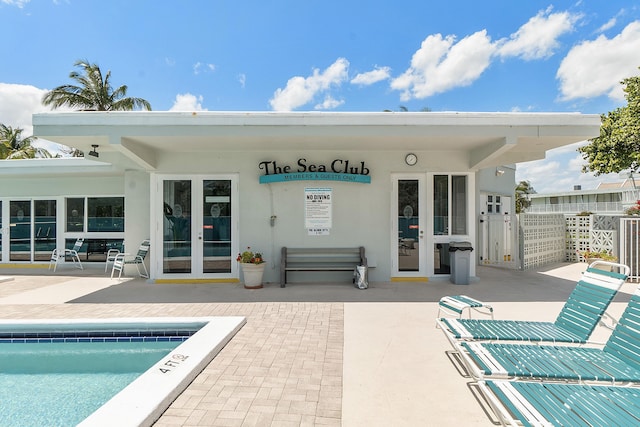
[{"xmin": 448, "ymin": 242, "xmax": 473, "ymax": 285}]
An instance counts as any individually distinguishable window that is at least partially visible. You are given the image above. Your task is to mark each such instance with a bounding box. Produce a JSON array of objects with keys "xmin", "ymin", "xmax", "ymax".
[
  {"xmin": 66, "ymin": 198, "xmax": 84, "ymax": 232},
  {"xmin": 88, "ymin": 197, "xmax": 124, "ymax": 232},
  {"xmin": 66, "ymin": 197, "xmax": 124, "ymax": 232},
  {"xmin": 486, "ymin": 194, "xmax": 502, "ymax": 214},
  {"xmin": 434, "ymin": 174, "xmax": 468, "ymax": 236}
]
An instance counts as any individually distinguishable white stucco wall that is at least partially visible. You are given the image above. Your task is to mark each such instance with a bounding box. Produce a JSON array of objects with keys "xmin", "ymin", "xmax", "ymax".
[{"xmin": 145, "ymin": 148, "xmax": 478, "ymax": 283}]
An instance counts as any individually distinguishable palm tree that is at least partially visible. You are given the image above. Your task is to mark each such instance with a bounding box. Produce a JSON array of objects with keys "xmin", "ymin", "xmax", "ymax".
[
  {"xmin": 0, "ymin": 124, "xmax": 52, "ymax": 159},
  {"xmin": 42, "ymin": 59, "xmax": 152, "ymax": 111},
  {"xmin": 515, "ymin": 180, "xmax": 535, "ymax": 213}
]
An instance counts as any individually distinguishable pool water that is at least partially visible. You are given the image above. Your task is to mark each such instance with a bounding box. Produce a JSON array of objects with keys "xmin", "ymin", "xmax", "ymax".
[{"xmin": 0, "ymin": 340, "xmax": 184, "ymax": 427}]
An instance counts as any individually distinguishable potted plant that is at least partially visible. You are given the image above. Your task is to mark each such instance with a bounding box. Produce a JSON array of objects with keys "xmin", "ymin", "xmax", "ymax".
[
  {"xmin": 580, "ymin": 249, "xmax": 617, "ymax": 265},
  {"xmin": 237, "ymin": 247, "xmax": 266, "ymax": 289}
]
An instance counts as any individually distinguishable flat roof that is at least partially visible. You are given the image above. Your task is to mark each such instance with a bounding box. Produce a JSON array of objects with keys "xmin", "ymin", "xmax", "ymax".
[{"xmin": 33, "ymin": 111, "xmax": 601, "ymax": 171}]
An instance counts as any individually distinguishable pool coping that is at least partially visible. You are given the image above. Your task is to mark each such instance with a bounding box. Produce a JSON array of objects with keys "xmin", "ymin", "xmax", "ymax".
[{"xmin": 0, "ymin": 316, "xmax": 246, "ymax": 427}]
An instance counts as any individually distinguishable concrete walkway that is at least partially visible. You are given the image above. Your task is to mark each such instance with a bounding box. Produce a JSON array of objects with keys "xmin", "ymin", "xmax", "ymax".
[{"xmin": 0, "ymin": 263, "xmax": 635, "ymax": 426}]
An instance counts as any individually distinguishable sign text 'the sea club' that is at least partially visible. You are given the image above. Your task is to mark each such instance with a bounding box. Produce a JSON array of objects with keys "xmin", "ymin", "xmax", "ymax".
[{"xmin": 258, "ymin": 158, "xmax": 371, "ymax": 184}]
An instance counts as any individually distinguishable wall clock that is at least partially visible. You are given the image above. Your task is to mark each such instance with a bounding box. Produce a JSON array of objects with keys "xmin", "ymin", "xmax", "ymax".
[{"xmin": 405, "ymin": 153, "xmax": 417, "ymax": 166}]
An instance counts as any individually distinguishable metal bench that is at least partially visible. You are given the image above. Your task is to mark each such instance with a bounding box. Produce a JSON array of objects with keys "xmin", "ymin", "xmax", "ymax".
[{"xmin": 280, "ymin": 246, "xmax": 367, "ymax": 287}]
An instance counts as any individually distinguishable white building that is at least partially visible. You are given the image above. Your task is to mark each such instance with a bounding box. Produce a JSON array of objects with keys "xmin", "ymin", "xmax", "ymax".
[
  {"xmin": 0, "ymin": 111, "xmax": 600, "ymax": 284},
  {"xmin": 528, "ymin": 179, "xmax": 640, "ymax": 215}
]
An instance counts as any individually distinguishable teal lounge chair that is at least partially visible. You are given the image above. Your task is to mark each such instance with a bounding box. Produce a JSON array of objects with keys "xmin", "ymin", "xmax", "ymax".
[
  {"xmin": 478, "ymin": 380, "xmax": 640, "ymax": 427},
  {"xmin": 437, "ymin": 262, "xmax": 629, "ymax": 348},
  {"xmin": 459, "ymin": 284, "xmax": 640, "ymax": 383}
]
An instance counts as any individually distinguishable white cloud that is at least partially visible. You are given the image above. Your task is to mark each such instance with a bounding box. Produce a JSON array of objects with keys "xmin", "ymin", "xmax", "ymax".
[
  {"xmin": 1, "ymin": 0, "xmax": 30, "ymax": 8},
  {"xmin": 497, "ymin": 8, "xmax": 579, "ymax": 60},
  {"xmin": 314, "ymin": 96, "xmax": 344, "ymax": 110},
  {"xmin": 0, "ymin": 83, "xmax": 72, "ymax": 154},
  {"xmin": 515, "ymin": 141, "xmax": 619, "ymax": 193},
  {"xmin": 351, "ymin": 66, "xmax": 391, "ymax": 85},
  {"xmin": 193, "ymin": 62, "xmax": 216, "ymax": 75},
  {"xmin": 390, "ymin": 30, "xmax": 494, "ymax": 101},
  {"xmin": 238, "ymin": 73, "xmax": 246, "ymax": 89},
  {"xmin": 169, "ymin": 93, "xmax": 207, "ymax": 111},
  {"xmin": 269, "ymin": 58, "xmax": 349, "ymax": 111},
  {"xmin": 389, "ymin": 8, "xmax": 580, "ymax": 102},
  {"xmin": 557, "ymin": 21, "xmax": 640, "ymax": 101},
  {"xmin": 0, "ymin": 83, "xmax": 50, "ymax": 134},
  {"xmin": 597, "ymin": 17, "xmax": 617, "ymax": 33}
]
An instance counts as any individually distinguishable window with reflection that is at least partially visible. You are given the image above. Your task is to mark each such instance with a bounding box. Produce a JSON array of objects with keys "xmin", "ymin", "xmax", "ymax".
[
  {"xmin": 203, "ymin": 180, "xmax": 232, "ymax": 273},
  {"xmin": 66, "ymin": 198, "xmax": 84, "ymax": 232},
  {"xmin": 163, "ymin": 180, "xmax": 192, "ymax": 273},
  {"xmin": 451, "ymin": 175, "xmax": 467, "ymax": 234},
  {"xmin": 434, "ymin": 174, "xmax": 468, "ymax": 236},
  {"xmin": 34, "ymin": 200, "xmax": 57, "ymax": 261},
  {"xmin": 434, "ymin": 175, "xmax": 448, "ymax": 235},
  {"xmin": 88, "ymin": 197, "xmax": 124, "ymax": 232}
]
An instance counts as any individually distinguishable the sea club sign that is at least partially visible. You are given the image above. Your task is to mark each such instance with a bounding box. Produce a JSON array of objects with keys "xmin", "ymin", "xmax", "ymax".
[{"xmin": 258, "ymin": 158, "xmax": 371, "ymax": 184}]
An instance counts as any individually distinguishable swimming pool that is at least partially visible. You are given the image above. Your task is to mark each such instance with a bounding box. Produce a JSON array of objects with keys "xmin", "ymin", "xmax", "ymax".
[{"xmin": 0, "ymin": 317, "xmax": 246, "ymax": 427}]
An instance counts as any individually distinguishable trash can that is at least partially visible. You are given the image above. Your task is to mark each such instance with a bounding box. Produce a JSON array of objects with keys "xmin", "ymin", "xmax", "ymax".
[
  {"xmin": 353, "ymin": 265, "xmax": 368, "ymax": 289},
  {"xmin": 448, "ymin": 242, "xmax": 473, "ymax": 285}
]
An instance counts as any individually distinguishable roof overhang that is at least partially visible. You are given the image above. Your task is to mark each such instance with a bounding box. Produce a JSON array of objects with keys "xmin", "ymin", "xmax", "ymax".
[
  {"xmin": 32, "ymin": 111, "xmax": 601, "ymax": 171},
  {"xmin": 0, "ymin": 157, "xmax": 117, "ymax": 177}
]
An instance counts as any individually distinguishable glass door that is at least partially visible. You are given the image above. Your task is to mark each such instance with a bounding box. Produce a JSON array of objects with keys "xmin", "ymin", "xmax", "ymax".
[
  {"xmin": 202, "ymin": 179, "xmax": 232, "ymax": 273},
  {"xmin": 392, "ymin": 175, "xmax": 426, "ymax": 278},
  {"xmin": 157, "ymin": 175, "xmax": 238, "ymax": 280},
  {"xmin": 9, "ymin": 200, "xmax": 31, "ymax": 261},
  {"xmin": 0, "ymin": 200, "xmax": 3, "ymax": 261},
  {"xmin": 163, "ymin": 179, "xmax": 192, "ymax": 273}
]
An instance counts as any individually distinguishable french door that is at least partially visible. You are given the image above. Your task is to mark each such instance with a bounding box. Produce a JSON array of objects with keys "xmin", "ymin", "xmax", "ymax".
[
  {"xmin": 0, "ymin": 199, "xmax": 57, "ymax": 263},
  {"xmin": 392, "ymin": 175, "xmax": 427, "ymax": 278},
  {"xmin": 154, "ymin": 175, "xmax": 238, "ymax": 280}
]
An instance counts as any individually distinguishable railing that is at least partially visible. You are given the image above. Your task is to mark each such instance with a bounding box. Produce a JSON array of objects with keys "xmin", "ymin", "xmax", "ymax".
[
  {"xmin": 621, "ymin": 217, "xmax": 640, "ymax": 282},
  {"xmin": 527, "ymin": 202, "xmax": 623, "ymax": 214}
]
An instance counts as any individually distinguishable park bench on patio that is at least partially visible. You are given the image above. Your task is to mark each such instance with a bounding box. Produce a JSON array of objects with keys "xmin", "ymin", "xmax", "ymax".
[{"xmin": 280, "ymin": 246, "xmax": 367, "ymax": 287}]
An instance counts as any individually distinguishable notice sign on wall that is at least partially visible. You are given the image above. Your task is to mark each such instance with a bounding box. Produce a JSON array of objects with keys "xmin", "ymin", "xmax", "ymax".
[{"xmin": 305, "ymin": 188, "xmax": 332, "ymax": 235}]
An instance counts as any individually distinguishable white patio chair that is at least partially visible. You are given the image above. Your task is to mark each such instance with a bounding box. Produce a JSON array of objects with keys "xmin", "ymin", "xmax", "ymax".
[
  {"xmin": 49, "ymin": 237, "xmax": 84, "ymax": 272},
  {"xmin": 111, "ymin": 239, "xmax": 150, "ymax": 279}
]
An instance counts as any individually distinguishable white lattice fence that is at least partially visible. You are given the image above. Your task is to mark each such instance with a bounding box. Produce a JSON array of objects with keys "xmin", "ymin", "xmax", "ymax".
[
  {"xmin": 566, "ymin": 215, "xmax": 617, "ymax": 263},
  {"xmin": 565, "ymin": 215, "xmax": 591, "ymax": 262},
  {"xmin": 519, "ymin": 214, "xmax": 566, "ymax": 270}
]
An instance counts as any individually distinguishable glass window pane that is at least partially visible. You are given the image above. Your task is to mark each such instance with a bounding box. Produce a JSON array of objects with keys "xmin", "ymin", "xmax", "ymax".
[
  {"xmin": 10, "ymin": 201, "xmax": 31, "ymax": 261},
  {"xmin": 163, "ymin": 180, "xmax": 192, "ymax": 273},
  {"xmin": 84, "ymin": 238, "xmax": 124, "ymax": 261},
  {"xmin": 434, "ymin": 175, "xmax": 448, "ymax": 235},
  {"xmin": 203, "ymin": 180, "xmax": 232, "ymax": 273},
  {"xmin": 34, "ymin": 200, "xmax": 56, "ymax": 261},
  {"xmin": 398, "ymin": 180, "xmax": 419, "ymax": 271},
  {"xmin": 434, "ymin": 243, "xmax": 451, "ymax": 275},
  {"xmin": 88, "ymin": 197, "xmax": 124, "ymax": 232},
  {"xmin": 451, "ymin": 175, "xmax": 467, "ymax": 235},
  {"xmin": 66, "ymin": 198, "xmax": 84, "ymax": 232}
]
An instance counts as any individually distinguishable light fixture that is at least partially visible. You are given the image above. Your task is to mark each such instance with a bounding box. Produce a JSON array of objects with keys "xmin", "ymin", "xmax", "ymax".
[
  {"xmin": 88, "ymin": 145, "xmax": 99, "ymax": 158},
  {"xmin": 495, "ymin": 167, "xmax": 505, "ymax": 176}
]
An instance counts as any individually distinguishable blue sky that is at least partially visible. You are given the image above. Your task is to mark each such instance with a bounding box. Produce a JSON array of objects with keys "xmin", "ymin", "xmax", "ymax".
[{"xmin": 1, "ymin": 0, "xmax": 639, "ymax": 193}]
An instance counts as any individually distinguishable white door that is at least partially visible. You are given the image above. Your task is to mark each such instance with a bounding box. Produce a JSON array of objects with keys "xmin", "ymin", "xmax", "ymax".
[
  {"xmin": 391, "ymin": 175, "xmax": 427, "ymax": 278},
  {"xmin": 154, "ymin": 175, "xmax": 238, "ymax": 280}
]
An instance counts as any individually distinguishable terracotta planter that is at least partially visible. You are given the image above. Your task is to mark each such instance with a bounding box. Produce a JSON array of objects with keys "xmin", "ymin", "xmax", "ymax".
[{"xmin": 240, "ymin": 263, "xmax": 265, "ymax": 289}]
